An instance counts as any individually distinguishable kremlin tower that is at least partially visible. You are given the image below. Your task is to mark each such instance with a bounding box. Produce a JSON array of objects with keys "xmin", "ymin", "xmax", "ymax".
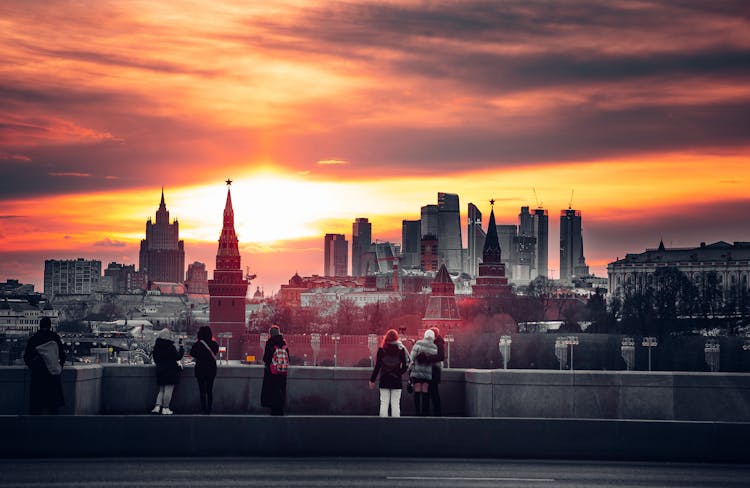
[
  {"xmin": 472, "ymin": 200, "xmax": 512, "ymax": 298},
  {"xmin": 208, "ymin": 180, "xmax": 249, "ymax": 360},
  {"xmin": 422, "ymin": 262, "xmax": 461, "ymax": 332}
]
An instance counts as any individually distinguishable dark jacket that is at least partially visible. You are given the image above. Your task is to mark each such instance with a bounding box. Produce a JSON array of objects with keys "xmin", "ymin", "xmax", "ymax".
[
  {"xmin": 370, "ymin": 342, "xmax": 408, "ymax": 389},
  {"xmin": 152, "ymin": 338, "xmax": 184, "ymax": 386},
  {"xmin": 189, "ymin": 339, "xmax": 219, "ymax": 379},
  {"xmin": 23, "ymin": 329, "xmax": 66, "ymax": 411},
  {"xmin": 261, "ymin": 334, "xmax": 288, "ymax": 409},
  {"xmin": 431, "ymin": 335, "xmax": 446, "ymax": 384}
]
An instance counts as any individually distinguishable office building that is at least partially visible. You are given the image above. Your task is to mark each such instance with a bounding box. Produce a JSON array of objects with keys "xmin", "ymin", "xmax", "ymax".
[
  {"xmin": 352, "ymin": 218, "xmax": 372, "ymax": 277},
  {"xmin": 139, "ymin": 189, "xmax": 185, "ymax": 283},
  {"xmin": 421, "ymin": 234, "xmax": 439, "ymax": 272},
  {"xmin": 103, "ymin": 262, "xmax": 146, "ymax": 294},
  {"xmin": 533, "ymin": 208, "xmax": 549, "ymax": 277},
  {"xmin": 324, "ymin": 233, "xmax": 349, "ymax": 277},
  {"xmin": 560, "ymin": 208, "xmax": 589, "ymax": 283},
  {"xmin": 437, "ymin": 192, "xmax": 462, "ymax": 273},
  {"xmin": 467, "ymin": 203, "xmax": 486, "ymax": 277},
  {"xmin": 401, "ymin": 220, "xmax": 421, "ymax": 269},
  {"xmin": 420, "ymin": 205, "xmax": 438, "ymax": 238},
  {"xmin": 44, "ymin": 258, "xmax": 102, "ymax": 297}
]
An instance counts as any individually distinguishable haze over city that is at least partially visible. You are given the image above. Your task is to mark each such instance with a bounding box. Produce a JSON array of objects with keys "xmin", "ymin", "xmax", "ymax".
[{"xmin": 2, "ymin": 1, "xmax": 749, "ymax": 293}]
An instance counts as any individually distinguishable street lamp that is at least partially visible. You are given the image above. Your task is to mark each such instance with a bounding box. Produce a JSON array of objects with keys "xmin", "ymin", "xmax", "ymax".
[
  {"xmin": 311, "ymin": 333, "xmax": 321, "ymax": 366},
  {"xmin": 331, "ymin": 333, "xmax": 341, "ymax": 367},
  {"xmin": 444, "ymin": 334, "xmax": 455, "ymax": 368},
  {"xmin": 498, "ymin": 335, "xmax": 512, "ymax": 370},
  {"xmin": 621, "ymin": 337, "xmax": 635, "ymax": 371},
  {"xmin": 217, "ymin": 332, "xmax": 232, "ymax": 364},
  {"xmin": 554, "ymin": 337, "xmax": 568, "ymax": 370},
  {"xmin": 642, "ymin": 336, "xmax": 658, "ymax": 372},
  {"xmin": 564, "ymin": 336, "xmax": 579, "ymax": 372},
  {"xmin": 367, "ymin": 334, "xmax": 378, "ymax": 367},
  {"xmin": 704, "ymin": 340, "xmax": 720, "ymax": 372}
]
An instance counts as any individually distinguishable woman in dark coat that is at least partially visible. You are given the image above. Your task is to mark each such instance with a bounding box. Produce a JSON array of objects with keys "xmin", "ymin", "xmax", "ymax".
[
  {"xmin": 189, "ymin": 326, "xmax": 219, "ymax": 414},
  {"xmin": 151, "ymin": 328, "xmax": 183, "ymax": 415},
  {"xmin": 369, "ymin": 328, "xmax": 409, "ymax": 417},
  {"xmin": 260, "ymin": 325, "xmax": 288, "ymax": 416},
  {"xmin": 23, "ymin": 317, "xmax": 65, "ymax": 414}
]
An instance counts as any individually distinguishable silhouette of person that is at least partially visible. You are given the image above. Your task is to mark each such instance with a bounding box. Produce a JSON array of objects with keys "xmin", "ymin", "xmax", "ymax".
[
  {"xmin": 261, "ymin": 325, "xmax": 288, "ymax": 415},
  {"xmin": 151, "ymin": 328, "xmax": 183, "ymax": 415},
  {"xmin": 189, "ymin": 326, "xmax": 219, "ymax": 414},
  {"xmin": 23, "ymin": 317, "xmax": 65, "ymax": 414},
  {"xmin": 369, "ymin": 328, "xmax": 409, "ymax": 417}
]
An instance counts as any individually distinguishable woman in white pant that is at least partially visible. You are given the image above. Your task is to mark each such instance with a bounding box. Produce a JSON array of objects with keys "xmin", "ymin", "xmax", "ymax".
[
  {"xmin": 369, "ymin": 329, "xmax": 409, "ymax": 417},
  {"xmin": 151, "ymin": 328, "xmax": 184, "ymax": 415}
]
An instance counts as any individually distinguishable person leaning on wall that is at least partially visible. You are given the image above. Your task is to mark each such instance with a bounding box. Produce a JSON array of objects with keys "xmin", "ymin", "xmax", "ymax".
[
  {"xmin": 369, "ymin": 328, "xmax": 409, "ymax": 417},
  {"xmin": 150, "ymin": 328, "xmax": 184, "ymax": 415},
  {"xmin": 23, "ymin": 317, "xmax": 66, "ymax": 414},
  {"xmin": 189, "ymin": 326, "xmax": 219, "ymax": 415}
]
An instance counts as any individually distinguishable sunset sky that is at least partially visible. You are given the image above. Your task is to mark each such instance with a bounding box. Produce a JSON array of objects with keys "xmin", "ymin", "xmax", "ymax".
[{"xmin": 1, "ymin": 1, "xmax": 749, "ymax": 295}]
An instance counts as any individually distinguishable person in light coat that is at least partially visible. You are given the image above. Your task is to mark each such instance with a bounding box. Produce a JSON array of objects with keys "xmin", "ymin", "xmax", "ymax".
[{"xmin": 409, "ymin": 329, "xmax": 438, "ymax": 416}]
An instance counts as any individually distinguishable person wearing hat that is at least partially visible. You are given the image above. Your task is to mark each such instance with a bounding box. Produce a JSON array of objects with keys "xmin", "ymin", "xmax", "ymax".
[
  {"xmin": 260, "ymin": 325, "xmax": 289, "ymax": 415},
  {"xmin": 23, "ymin": 317, "xmax": 66, "ymax": 414},
  {"xmin": 151, "ymin": 328, "xmax": 184, "ymax": 415}
]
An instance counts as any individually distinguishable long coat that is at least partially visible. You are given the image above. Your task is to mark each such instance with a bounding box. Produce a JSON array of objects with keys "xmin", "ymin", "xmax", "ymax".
[
  {"xmin": 189, "ymin": 339, "xmax": 219, "ymax": 379},
  {"xmin": 152, "ymin": 338, "xmax": 184, "ymax": 386},
  {"xmin": 370, "ymin": 342, "xmax": 408, "ymax": 389},
  {"xmin": 409, "ymin": 338, "xmax": 438, "ymax": 381},
  {"xmin": 260, "ymin": 334, "xmax": 288, "ymax": 409},
  {"xmin": 23, "ymin": 329, "xmax": 66, "ymax": 412}
]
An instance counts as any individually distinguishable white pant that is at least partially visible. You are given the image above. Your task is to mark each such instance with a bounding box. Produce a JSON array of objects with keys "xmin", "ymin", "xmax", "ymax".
[{"xmin": 379, "ymin": 388, "xmax": 402, "ymax": 417}]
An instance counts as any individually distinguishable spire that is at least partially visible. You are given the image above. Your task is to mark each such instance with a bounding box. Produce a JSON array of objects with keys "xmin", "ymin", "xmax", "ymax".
[
  {"xmin": 223, "ymin": 186, "xmax": 234, "ymax": 227},
  {"xmin": 159, "ymin": 186, "xmax": 166, "ymax": 209},
  {"xmin": 658, "ymin": 239, "xmax": 665, "ymax": 252},
  {"xmin": 155, "ymin": 187, "xmax": 169, "ymax": 224},
  {"xmin": 482, "ymin": 202, "xmax": 502, "ymax": 264}
]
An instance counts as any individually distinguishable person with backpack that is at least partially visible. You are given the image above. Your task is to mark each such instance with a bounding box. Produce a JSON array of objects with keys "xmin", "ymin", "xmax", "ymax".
[
  {"xmin": 23, "ymin": 317, "xmax": 65, "ymax": 414},
  {"xmin": 261, "ymin": 325, "xmax": 289, "ymax": 416},
  {"xmin": 409, "ymin": 328, "xmax": 438, "ymax": 416},
  {"xmin": 150, "ymin": 328, "xmax": 184, "ymax": 415},
  {"xmin": 189, "ymin": 326, "xmax": 219, "ymax": 414},
  {"xmin": 369, "ymin": 328, "xmax": 409, "ymax": 417}
]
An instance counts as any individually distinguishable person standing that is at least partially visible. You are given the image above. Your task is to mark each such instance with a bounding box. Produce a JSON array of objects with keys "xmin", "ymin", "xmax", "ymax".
[
  {"xmin": 189, "ymin": 326, "xmax": 219, "ymax": 414},
  {"xmin": 369, "ymin": 329, "xmax": 409, "ymax": 417},
  {"xmin": 151, "ymin": 328, "xmax": 183, "ymax": 415},
  {"xmin": 409, "ymin": 329, "xmax": 438, "ymax": 416},
  {"xmin": 23, "ymin": 317, "xmax": 65, "ymax": 414},
  {"xmin": 261, "ymin": 325, "xmax": 289, "ymax": 416},
  {"xmin": 426, "ymin": 326, "xmax": 445, "ymax": 416}
]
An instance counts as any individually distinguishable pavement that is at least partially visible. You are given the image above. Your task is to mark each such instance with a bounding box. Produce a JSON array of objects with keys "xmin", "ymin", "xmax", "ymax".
[{"xmin": 2, "ymin": 457, "xmax": 750, "ymax": 488}]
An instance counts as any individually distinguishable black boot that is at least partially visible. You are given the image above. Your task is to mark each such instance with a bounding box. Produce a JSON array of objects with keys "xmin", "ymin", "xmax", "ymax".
[
  {"xmin": 414, "ymin": 391, "xmax": 421, "ymax": 416},
  {"xmin": 421, "ymin": 393, "xmax": 430, "ymax": 416}
]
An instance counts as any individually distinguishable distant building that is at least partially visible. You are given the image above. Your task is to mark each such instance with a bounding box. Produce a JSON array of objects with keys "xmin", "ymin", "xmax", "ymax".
[
  {"xmin": 208, "ymin": 182, "xmax": 249, "ymax": 360},
  {"xmin": 497, "ymin": 224, "xmax": 517, "ymax": 279},
  {"xmin": 351, "ymin": 218, "xmax": 372, "ymax": 277},
  {"xmin": 560, "ymin": 208, "xmax": 589, "ymax": 283},
  {"xmin": 533, "ymin": 208, "xmax": 549, "ymax": 277},
  {"xmin": 139, "ymin": 189, "xmax": 185, "ymax": 284},
  {"xmin": 420, "ymin": 205, "xmax": 439, "ymax": 238},
  {"xmin": 423, "ymin": 263, "xmax": 461, "ymax": 332},
  {"xmin": 0, "ymin": 299, "xmax": 58, "ymax": 335},
  {"xmin": 44, "ymin": 258, "xmax": 102, "ymax": 297},
  {"xmin": 401, "ymin": 220, "xmax": 421, "ymax": 269},
  {"xmin": 324, "ymin": 233, "xmax": 348, "ymax": 277},
  {"xmin": 467, "ymin": 203, "xmax": 485, "ymax": 277},
  {"xmin": 420, "ymin": 234, "xmax": 439, "ymax": 272},
  {"xmin": 104, "ymin": 262, "xmax": 147, "ymax": 294},
  {"xmin": 278, "ymin": 273, "xmax": 364, "ymax": 307},
  {"xmin": 185, "ymin": 261, "xmax": 209, "ymax": 294},
  {"xmin": 608, "ymin": 240, "xmax": 750, "ymax": 301},
  {"xmin": 472, "ymin": 203, "xmax": 512, "ymax": 298},
  {"xmin": 437, "ymin": 192, "xmax": 462, "ymax": 273},
  {"xmin": 0, "ymin": 279, "xmax": 34, "ymax": 296}
]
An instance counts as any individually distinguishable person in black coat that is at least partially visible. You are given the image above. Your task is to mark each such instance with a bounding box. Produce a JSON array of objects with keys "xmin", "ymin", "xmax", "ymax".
[
  {"xmin": 151, "ymin": 328, "xmax": 184, "ymax": 415},
  {"xmin": 369, "ymin": 328, "xmax": 409, "ymax": 417},
  {"xmin": 189, "ymin": 326, "xmax": 219, "ymax": 414},
  {"xmin": 260, "ymin": 325, "xmax": 288, "ymax": 416},
  {"xmin": 23, "ymin": 317, "xmax": 65, "ymax": 414}
]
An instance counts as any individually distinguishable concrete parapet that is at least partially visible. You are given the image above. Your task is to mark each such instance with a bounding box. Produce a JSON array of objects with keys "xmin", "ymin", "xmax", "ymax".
[{"xmin": 2, "ymin": 416, "xmax": 748, "ymax": 462}]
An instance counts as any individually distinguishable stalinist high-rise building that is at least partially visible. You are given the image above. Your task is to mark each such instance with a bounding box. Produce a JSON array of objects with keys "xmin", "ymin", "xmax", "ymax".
[
  {"xmin": 139, "ymin": 189, "xmax": 185, "ymax": 283},
  {"xmin": 208, "ymin": 180, "xmax": 249, "ymax": 360}
]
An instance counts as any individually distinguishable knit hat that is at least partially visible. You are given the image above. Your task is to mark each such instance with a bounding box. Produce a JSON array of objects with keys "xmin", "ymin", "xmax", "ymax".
[
  {"xmin": 269, "ymin": 325, "xmax": 281, "ymax": 336},
  {"xmin": 156, "ymin": 328, "xmax": 173, "ymax": 341},
  {"xmin": 423, "ymin": 329, "xmax": 435, "ymax": 341}
]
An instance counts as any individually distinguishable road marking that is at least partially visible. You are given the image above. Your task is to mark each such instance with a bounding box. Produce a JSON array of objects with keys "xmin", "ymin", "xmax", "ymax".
[{"xmin": 387, "ymin": 476, "xmax": 555, "ymax": 482}]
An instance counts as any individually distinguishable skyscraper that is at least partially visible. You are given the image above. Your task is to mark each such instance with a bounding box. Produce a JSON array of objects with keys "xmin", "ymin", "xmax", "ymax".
[
  {"xmin": 472, "ymin": 202, "xmax": 511, "ymax": 297},
  {"xmin": 532, "ymin": 208, "xmax": 549, "ymax": 277},
  {"xmin": 324, "ymin": 233, "xmax": 348, "ymax": 277},
  {"xmin": 139, "ymin": 189, "xmax": 185, "ymax": 283},
  {"xmin": 420, "ymin": 234, "xmax": 439, "ymax": 272},
  {"xmin": 560, "ymin": 208, "xmax": 589, "ymax": 282},
  {"xmin": 351, "ymin": 218, "xmax": 372, "ymax": 277},
  {"xmin": 420, "ymin": 205, "xmax": 438, "ymax": 237},
  {"xmin": 401, "ymin": 220, "xmax": 421, "ymax": 269},
  {"xmin": 497, "ymin": 224, "xmax": 517, "ymax": 279},
  {"xmin": 467, "ymin": 203, "xmax": 485, "ymax": 277},
  {"xmin": 208, "ymin": 181, "xmax": 249, "ymax": 360},
  {"xmin": 437, "ymin": 192, "xmax": 462, "ymax": 273}
]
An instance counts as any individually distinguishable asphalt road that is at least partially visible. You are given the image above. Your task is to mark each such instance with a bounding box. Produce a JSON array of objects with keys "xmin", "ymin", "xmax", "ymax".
[{"xmin": 2, "ymin": 458, "xmax": 749, "ymax": 488}]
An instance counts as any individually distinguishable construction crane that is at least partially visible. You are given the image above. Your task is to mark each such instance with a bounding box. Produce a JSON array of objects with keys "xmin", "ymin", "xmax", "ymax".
[
  {"xmin": 568, "ymin": 189, "xmax": 575, "ymax": 209},
  {"xmin": 532, "ymin": 188, "xmax": 543, "ymax": 209}
]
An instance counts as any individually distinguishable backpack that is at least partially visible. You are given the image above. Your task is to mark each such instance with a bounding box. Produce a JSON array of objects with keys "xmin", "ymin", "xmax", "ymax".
[
  {"xmin": 35, "ymin": 341, "xmax": 62, "ymax": 376},
  {"xmin": 270, "ymin": 345, "xmax": 289, "ymax": 375}
]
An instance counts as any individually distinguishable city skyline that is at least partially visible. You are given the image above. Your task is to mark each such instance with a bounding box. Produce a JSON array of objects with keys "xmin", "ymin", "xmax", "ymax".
[{"xmin": 2, "ymin": 1, "xmax": 750, "ymax": 294}]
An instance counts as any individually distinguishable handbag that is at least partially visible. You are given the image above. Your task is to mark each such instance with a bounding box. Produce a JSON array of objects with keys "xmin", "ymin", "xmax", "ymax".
[{"xmin": 406, "ymin": 380, "xmax": 414, "ymax": 394}]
